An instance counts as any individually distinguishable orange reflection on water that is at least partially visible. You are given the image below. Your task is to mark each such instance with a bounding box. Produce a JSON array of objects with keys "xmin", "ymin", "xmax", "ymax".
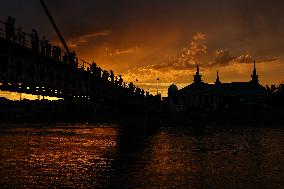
[
  {"xmin": 0, "ymin": 124, "xmax": 119, "ymax": 188},
  {"xmin": 129, "ymin": 128, "xmax": 201, "ymax": 188},
  {"xmin": 128, "ymin": 127, "xmax": 284, "ymax": 189}
]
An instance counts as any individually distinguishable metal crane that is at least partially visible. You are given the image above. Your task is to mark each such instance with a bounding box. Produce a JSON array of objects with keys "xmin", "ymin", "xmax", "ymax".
[{"xmin": 39, "ymin": 0, "xmax": 71, "ymax": 56}]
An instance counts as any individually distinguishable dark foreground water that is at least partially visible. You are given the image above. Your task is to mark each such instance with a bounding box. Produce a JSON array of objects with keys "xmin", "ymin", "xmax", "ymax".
[{"xmin": 0, "ymin": 123, "xmax": 283, "ymax": 189}]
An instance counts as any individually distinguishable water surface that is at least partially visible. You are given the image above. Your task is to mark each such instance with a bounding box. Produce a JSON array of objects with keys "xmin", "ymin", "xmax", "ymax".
[{"xmin": 0, "ymin": 123, "xmax": 283, "ymax": 188}]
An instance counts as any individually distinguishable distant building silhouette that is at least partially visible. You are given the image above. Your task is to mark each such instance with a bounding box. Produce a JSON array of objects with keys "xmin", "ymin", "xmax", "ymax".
[{"xmin": 168, "ymin": 62, "xmax": 267, "ymax": 112}]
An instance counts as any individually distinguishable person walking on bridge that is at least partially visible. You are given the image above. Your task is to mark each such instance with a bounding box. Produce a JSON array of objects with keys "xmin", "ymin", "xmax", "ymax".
[
  {"xmin": 11, "ymin": 18, "xmax": 16, "ymax": 41},
  {"xmin": 5, "ymin": 16, "xmax": 12, "ymax": 40},
  {"xmin": 30, "ymin": 29, "xmax": 39, "ymax": 52},
  {"xmin": 118, "ymin": 75, "xmax": 123, "ymax": 86},
  {"xmin": 40, "ymin": 35, "xmax": 48, "ymax": 55},
  {"xmin": 16, "ymin": 27, "xmax": 23, "ymax": 44},
  {"xmin": 56, "ymin": 45, "xmax": 61, "ymax": 61},
  {"xmin": 110, "ymin": 70, "xmax": 115, "ymax": 83}
]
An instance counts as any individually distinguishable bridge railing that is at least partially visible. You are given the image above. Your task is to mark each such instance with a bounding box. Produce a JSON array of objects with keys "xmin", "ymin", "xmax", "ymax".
[
  {"xmin": 0, "ymin": 19, "xmax": 130, "ymax": 85},
  {"xmin": 0, "ymin": 20, "xmax": 92, "ymax": 70},
  {"xmin": 0, "ymin": 18, "xmax": 158, "ymax": 100},
  {"xmin": 0, "ymin": 20, "xmax": 33, "ymax": 49}
]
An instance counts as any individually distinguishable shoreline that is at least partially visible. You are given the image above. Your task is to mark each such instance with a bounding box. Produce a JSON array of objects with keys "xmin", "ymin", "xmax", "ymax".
[{"xmin": 0, "ymin": 99, "xmax": 283, "ymax": 127}]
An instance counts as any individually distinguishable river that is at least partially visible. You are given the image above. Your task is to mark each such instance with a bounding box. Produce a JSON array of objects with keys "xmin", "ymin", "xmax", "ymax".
[{"xmin": 0, "ymin": 123, "xmax": 283, "ymax": 188}]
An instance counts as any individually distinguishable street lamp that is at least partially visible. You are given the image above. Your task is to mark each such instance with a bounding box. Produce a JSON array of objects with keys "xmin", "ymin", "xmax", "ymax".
[{"xmin": 156, "ymin": 78, "xmax": 159, "ymax": 95}]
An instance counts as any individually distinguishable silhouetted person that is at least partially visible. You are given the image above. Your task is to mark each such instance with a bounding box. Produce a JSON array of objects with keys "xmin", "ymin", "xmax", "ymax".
[
  {"xmin": 110, "ymin": 70, "xmax": 114, "ymax": 83},
  {"xmin": 30, "ymin": 29, "xmax": 39, "ymax": 52},
  {"xmin": 118, "ymin": 75, "xmax": 123, "ymax": 86},
  {"xmin": 105, "ymin": 71, "xmax": 110, "ymax": 81},
  {"xmin": 56, "ymin": 46, "xmax": 61, "ymax": 61},
  {"xmin": 69, "ymin": 51, "xmax": 77, "ymax": 67},
  {"xmin": 30, "ymin": 29, "xmax": 36, "ymax": 50},
  {"xmin": 129, "ymin": 82, "xmax": 134, "ymax": 92},
  {"xmin": 5, "ymin": 16, "xmax": 12, "ymax": 40},
  {"xmin": 16, "ymin": 27, "xmax": 23, "ymax": 44},
  {"xmin": 76, "ymin": 58, "xmax": 79, "ymax": 68},
  {"xmin": 90, "ymin": 62, "xmax": 101, "ymax": 78},
  {"xmin": 46, "ymin": 44, "xmax": 51, "ymax": 57},
  {"xmin": 90, "ymin": 62, "xmax": 97, "ymax": 74},
  {"xmin": 40, "ymin": 35, "xmax": 48, "ymax": 55},
  {"xmin": 142, "ymin": 89, "xmax": 145, "ymax": 97},
  {"xmin": 52, "ymin": 46, "xmax": 57, "ymax": 59},
  {"xmin": 35, "ymin": 31, "xmax": 39, "ymax": 51},
  {"xmin": 11, "ymin": 18, "xmax": 16, "ymax": 41},
  {"xmin": 97, "ymin": 67, "xmax": 102, "ymax": 78},
  {"xmin": 136, "ymin": 87, "xmax": 141, "ymax": 95},
  {"xmin": 146, "ymin": 91, "xmax": 149, "ymax": 98},
  {"xmin": 102, "ymin": 70, "xmax": 109, "ymax": 81},
  {"xmin": 63, "ymin": 52, "xmax": 68, "ymax": 64}
]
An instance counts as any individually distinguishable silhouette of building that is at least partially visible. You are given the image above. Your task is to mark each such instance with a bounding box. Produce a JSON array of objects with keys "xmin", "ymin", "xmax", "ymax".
[
  {"xmin": 168, "ymin": 62, "xmax": 268, "ymax": 112},
  {"xmin": 269, "ymin": 83, "xmax": 284, "ymax": 107}
]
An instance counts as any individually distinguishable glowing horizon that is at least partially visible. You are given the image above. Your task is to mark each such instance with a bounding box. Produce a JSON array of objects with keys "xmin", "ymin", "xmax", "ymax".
[{"xmin": 0, "ymin": 91, "xmax": 61, "ymax": 101}]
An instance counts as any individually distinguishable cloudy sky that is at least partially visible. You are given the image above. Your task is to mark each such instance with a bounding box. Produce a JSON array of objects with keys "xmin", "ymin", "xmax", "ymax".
[{"xmin": 1, "ymin": 0, "xmax": 284, "ymax": 96}]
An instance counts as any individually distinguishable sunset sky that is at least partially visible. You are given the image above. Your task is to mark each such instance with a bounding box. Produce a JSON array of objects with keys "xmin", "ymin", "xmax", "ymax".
[{"xmin": 1, "ymin": 0, "xmax": 284, "ymax": 98}]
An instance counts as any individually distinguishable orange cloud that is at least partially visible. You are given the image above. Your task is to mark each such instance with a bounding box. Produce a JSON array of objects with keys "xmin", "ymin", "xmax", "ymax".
[
  {"xmin": 67, "ymin": 30, "xmax": 110, "ymax": 48},
  {"xmin": 193, "ymin": 32, "xmax": 206, "ymax": 41},
  {"xmin": 141, "ymin": 32, "xmax": 208, "ymax": 71},
  {"xmin": 105, "ymin": 46, "xmax": 141, "ymax": 57}
]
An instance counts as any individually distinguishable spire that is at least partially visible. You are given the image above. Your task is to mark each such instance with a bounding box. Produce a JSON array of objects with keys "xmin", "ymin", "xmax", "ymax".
[
  {"xmin": 196, "ymin": 65, "xmax": 200, "ymax": 75},
  {"xmin": 251, "ymin": 61, "xmax": 259, "ymax": 83},
  {"xmin": 215, "ymin": 70, "xmax": 220, "ymax": 84},
  {"xmin": 193, "ymin": 65, "xmax": 202, "ymax": 84},
  {"xmin": 253, "ymin": 61, "xmax": 256, "ymax": 75},
  {"xmin": 217, "ymin": 70, "xmax": 219, "ymax": 79}
]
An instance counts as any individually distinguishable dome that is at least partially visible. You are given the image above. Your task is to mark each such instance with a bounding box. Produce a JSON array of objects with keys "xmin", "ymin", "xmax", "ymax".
[{"xmin": 168, "ymin": 84, "xmax": 178, "ymax": 95}]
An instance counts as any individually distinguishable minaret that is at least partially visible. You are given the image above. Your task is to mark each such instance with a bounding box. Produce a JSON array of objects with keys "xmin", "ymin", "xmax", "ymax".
[
  {"xmin": 215, "ymin": 70, "xmax": 221, "ymax": 84},
  {"xmin": 193, "ymin": 65, "xmax": 202, "ymax": 83},
  {"xmin": 251, "ymin": 61, "xmax": 259, "ymax": 83}
]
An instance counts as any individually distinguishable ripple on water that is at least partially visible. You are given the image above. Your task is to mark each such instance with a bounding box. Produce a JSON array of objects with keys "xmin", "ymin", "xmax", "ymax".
[{"xmin": 0, "ymin": 124, "xmax": 283, "ymax": 188}]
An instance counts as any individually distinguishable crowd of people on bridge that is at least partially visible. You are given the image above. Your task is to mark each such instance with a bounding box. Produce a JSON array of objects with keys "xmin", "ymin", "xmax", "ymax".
[
  {"xmin": 3, "ymin": 16, "xmax": 153, "ymax": 99},
  {"xmin": 90, "ymin": 62, "xmax": 149, "ymax": 97},
  {"xmin": 5, "ymin": 17, "xmax": 69, "ymax": 63}
]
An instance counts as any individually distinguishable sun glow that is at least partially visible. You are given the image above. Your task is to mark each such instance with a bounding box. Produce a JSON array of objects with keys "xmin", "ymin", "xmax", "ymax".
[{"xmin": 0, "ymin": 91, "xmax": 62, "ymax": 101}]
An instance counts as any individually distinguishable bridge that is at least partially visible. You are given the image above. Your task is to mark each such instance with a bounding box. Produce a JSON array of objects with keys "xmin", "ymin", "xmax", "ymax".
[{"xmin": 0, "ymin": 19, "xmax": 161, "ymax": 115}]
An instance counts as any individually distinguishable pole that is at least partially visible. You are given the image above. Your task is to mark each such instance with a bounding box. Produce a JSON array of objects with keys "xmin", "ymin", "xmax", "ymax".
[
  {"xmin": 39, "ymin": 0, "xmax": 71, "ymax": 56},
  {"xmin": 156, "ymin": 78, "xmax": 159, "ymax": 95}
]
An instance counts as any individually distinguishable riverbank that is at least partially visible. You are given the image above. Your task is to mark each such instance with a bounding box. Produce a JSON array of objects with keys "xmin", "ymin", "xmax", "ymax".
[
  {"xmin": 0, "ymin": 99, "xmax": 283, "ymax": 128},
  {"xmin": 160, "ymin": 108, "xmax": 284, "ymax": 127},
  {"xmin": 0, "ymin": 99, "xmax": 159, "ymax": 129}
]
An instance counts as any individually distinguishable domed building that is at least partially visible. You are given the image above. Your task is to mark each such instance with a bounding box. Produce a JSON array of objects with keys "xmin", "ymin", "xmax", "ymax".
[
  {"xmin": 168, "ymin": 84, "xmax": 178, "ymax": 95},
  {"xmin": 167, "ymin": 62, "xmax": 267, "ymax": 112}
]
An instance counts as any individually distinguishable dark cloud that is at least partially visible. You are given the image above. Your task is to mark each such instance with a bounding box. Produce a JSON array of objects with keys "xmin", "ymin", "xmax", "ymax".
[
  {"xmin": 212, "ymin": 50, "xmax": 278, "ymax": 66},
  {"xmin": 214, "ymin": 49, "xmax": 235, "ymax": 66}
]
